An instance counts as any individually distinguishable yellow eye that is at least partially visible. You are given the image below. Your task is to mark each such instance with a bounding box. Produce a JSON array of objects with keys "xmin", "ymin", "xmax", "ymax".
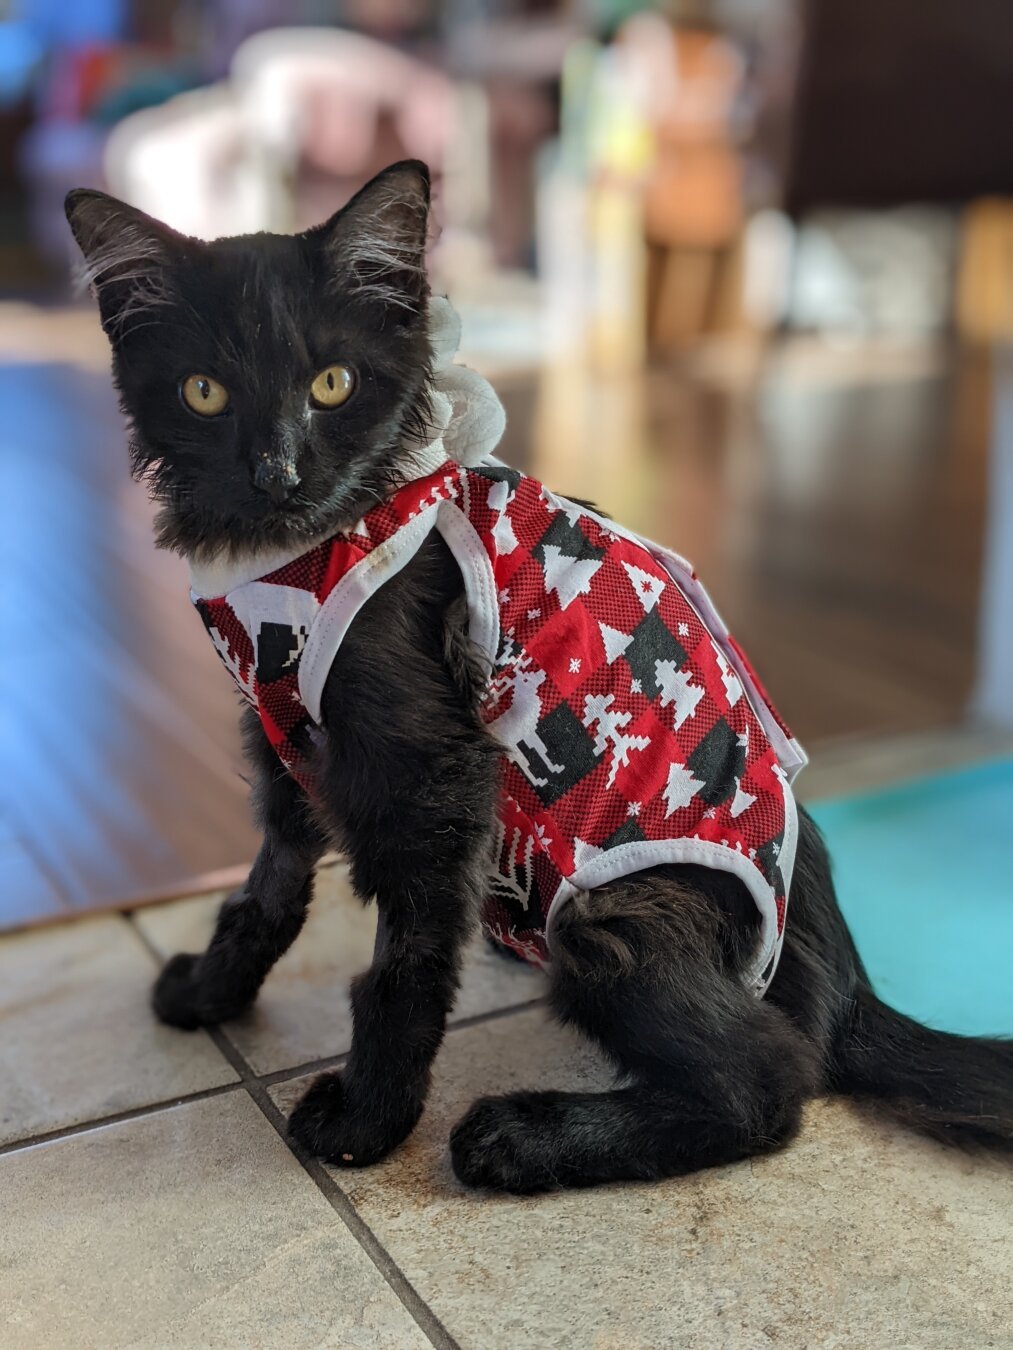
[
  {"xmin": 181, "ymin": 374, "xmax": 229, "ymax": 417},
  {"xmin": 311, "ymin": 364, "xmax": 354, "ymax": 409}
]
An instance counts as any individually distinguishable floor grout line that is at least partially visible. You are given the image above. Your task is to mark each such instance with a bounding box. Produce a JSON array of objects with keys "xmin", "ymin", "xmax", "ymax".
[
  {"xmin": 0, "ymin": 994, "xmax": 548, "ymax": 1159},
  {"xmin": 242, "ymin": 1076, "xmax": 461, "ymax": 1350},
  {"xmin": 2, "ymin": 915, "xmax": 544, "ymax": 1158},
  {"xmin": 0, "ymin": 1081, "xmax": 242, "ymax": 1159},
  {"xmin": 0, "ymin": 1070, "xmax": 460, "ymax": 1346},
  {"xmin": 190, "ymin": 1018, "xmax": 461, "ymax": 1346},
  {"xmin": 20, "ymin": 913, "xmax": 527, "ymax": 1345},
  {"xmin": 6, "ymin": 910, "xmax": 539, "ymax": 1343},
  {"xmin": 255, "ymin": 996, "xmax": 547, "ymax": 1088}
]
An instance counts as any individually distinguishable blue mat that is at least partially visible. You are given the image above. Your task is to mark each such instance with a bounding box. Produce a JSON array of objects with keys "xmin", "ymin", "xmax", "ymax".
[{"xmin": 808, "ymin": 758, "xmax": 1013, "ymax": 1037}]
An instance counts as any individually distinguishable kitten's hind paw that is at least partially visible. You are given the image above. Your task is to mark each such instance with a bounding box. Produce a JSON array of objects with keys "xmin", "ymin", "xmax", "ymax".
[
  {"xmin": 151, "ymin": 953, "xmax": 250, "ymax": 1030},
  {"xmin": 450, "ymin": 1094, "xmax": 563, "ymax": 1194}
]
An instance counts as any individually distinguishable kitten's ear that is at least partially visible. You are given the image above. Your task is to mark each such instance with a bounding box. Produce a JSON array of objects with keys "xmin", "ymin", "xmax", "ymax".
[
  {"xmin": 317, "ymin": 160, "xmax": 431, "ymax": 315},
  {"xmin": 64, "ymin": 190, "xmax": 185, "ymax": 340}
]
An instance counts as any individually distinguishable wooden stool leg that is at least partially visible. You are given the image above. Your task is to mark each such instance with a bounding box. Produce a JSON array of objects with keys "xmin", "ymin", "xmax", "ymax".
[{"xmin": 650, "ymin": 245, "xmax": 717, "ymax": 350}]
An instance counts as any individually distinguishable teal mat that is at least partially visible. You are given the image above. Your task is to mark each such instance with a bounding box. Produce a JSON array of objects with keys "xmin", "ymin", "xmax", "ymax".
[{"xmin": 808, "ymin": 758, "xmax": 1013, "ymax": 1038}]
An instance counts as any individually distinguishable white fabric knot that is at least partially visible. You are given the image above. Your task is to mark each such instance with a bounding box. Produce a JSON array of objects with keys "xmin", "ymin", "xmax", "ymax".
[{"xmin": 418, "ymin": 295, "xmax": 506, "ymax": 470}]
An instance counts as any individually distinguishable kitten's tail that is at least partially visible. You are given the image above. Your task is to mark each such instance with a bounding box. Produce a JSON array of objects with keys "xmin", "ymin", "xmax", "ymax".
[{"xmin": 831, "ymin": 983, "xmax": 1013, "ymax": 1153}]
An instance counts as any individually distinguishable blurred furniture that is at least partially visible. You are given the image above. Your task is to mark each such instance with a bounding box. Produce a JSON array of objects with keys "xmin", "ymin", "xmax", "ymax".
[
  {"xmin": 105, "ymin": 84, "xmax": 251, "ymax": 239},
  {"xmin": 445, "ymin": 10, "xmax": 573, "ymax": 268},
  {"xmin": 230, "ymin": 27, "xmax": 457, "ymax": 233},
  {"xmin": 785, "ymin": 0, "xmax": 1013, "ymax": 216},
  {"xmin": 957, "ymin": 199, "xmax": 1013, "ymax": 347},
  {"xmin": 624, "ymin": 17, "xmax": 745, "ymax": 350},
  {"xmin": 743, "ymin": 0, "xmax": 1013, "ymax": 339},
  {"xmin": 104, "ymin": 28, "xmax": 463, "ymax": 240},
  {"xmin": 788, "ymin": 207, "xmax": 958, "ymax": 338}
]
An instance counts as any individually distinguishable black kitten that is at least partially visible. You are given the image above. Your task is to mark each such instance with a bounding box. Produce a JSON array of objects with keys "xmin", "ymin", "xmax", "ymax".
[
  {"xmin": 69, "ymin": 161, "xmax": 434, "ymax": 561},
  {"xmin": 66, "ymin": 161, "xmax": 1013, "ymax": 1191}
]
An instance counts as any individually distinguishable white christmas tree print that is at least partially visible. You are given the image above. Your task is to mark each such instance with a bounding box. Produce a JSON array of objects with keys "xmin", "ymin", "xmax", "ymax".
[
  {"xmin": 581, "ymin": 693, "xmax": 651, "ymax": 789},
  {"xmin": 655, "ymin": 659, "xmax": 705, "ymax": 727},
  {"xmin": 487, "ymin": 477, "xmax": 520, "ymax": 555},
  {"xmin": 572, "ymin": 836, "xmax": 607, "ymax": 871},
  {"xmin": 622, "ymin": 561, "xmax": 666, "ymax": 613},
  {"xmin": 664, "ymin": 762, "xmax": 705, "ymax": 815},
  {"xmin": 715, "ymin": 649, "xmax": 744, "ymax": 706},
  {"xmin": 730, "ymin": 779, "xmax": 757, "ymax": 818},
  {"xmin": 540, "ymin": 543, "xmax": 602, "ymax": 609},
  {"xmin": 599, "ymin": 622, "xmax": 633, "ymax": 664},
  {"xmin": 542, "ymin": 491, "xmax": 589, "ymax": 531}
]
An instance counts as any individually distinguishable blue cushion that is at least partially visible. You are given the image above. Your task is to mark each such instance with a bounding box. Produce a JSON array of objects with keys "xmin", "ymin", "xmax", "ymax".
[{"xmin": 808, "ymin": 758, "xmax": 1013, "ymax": 1037}]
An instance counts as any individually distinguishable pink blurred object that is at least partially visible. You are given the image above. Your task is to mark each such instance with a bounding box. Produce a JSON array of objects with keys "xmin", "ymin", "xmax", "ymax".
[
  {"xmin": 231, "ymin": 28, "xmax": 456, "ymax": 232},
  {"xmin": 103, "ymin": 28, "xmax": 459, "ymax": 242}
]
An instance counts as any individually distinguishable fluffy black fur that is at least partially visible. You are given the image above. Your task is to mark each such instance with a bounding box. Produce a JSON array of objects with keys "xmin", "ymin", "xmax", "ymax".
[
  {"xmin": 67, "ymin": 162, "xmax": 434, "ymax": 561},
  {"xmin": 67, "ymin": 162, "xmax": 1013, "ymax": 1192}
]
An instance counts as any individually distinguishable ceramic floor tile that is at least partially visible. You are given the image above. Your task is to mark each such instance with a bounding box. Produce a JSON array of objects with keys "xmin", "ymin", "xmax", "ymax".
[
  {"xmin": 0, "ymin": 1092, "xmax": 430, "ymax": 1350},
  {"xmin": 271, "ymin": 1008, "xmax": 1013, "ymax": 1350},
  {"xmin": 135, "ymin": 862, "xmax": 545, "ymax": 1076},
  {"xmin": 0, "ymin": 916, "xmax": 237, "ymax": 1148}
]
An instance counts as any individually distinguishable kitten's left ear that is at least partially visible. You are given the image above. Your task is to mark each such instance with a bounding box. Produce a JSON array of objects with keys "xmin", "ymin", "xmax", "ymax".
[
  {"xmin": 64, "ymin": 190, "xmax": 185, "ymax": 340},
  {"xmin": 316, "ymin": 160, "xmax": 431, "ymax": 315}
]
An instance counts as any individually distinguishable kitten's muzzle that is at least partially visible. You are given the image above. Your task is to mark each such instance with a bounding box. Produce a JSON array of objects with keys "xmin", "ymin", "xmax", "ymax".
[{"xmin": 253, "ymin": 458, "xmax": 301, "ymax": 505}]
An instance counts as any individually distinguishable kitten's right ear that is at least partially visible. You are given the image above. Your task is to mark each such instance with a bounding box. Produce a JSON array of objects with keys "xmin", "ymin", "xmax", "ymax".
[{"xmin": 64, "ymin": 190, "xmax": 184, "ymax": 340}]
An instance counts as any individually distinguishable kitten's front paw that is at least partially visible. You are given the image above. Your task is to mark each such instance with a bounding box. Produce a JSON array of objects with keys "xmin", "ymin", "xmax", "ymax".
[
  {"xmin": 151, "ymin": 953, "xmax": 250, "ymax": 1030},
  {"xmin": 450, "ymin": 1095, "xmax": 558, "ymax": 1194},
  {"xmin": 152, "ymin": 953, "xmax": 206, "ymax": 1030},
  {"xmin": 287, "ymin": 1072, "xmax": 419, "ymax": 1167}
]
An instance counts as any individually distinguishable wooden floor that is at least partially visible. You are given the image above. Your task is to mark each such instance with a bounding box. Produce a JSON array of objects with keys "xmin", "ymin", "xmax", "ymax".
[{"xmin": 0, "ymin": 327, "xmax": 990, "ymax": 930}]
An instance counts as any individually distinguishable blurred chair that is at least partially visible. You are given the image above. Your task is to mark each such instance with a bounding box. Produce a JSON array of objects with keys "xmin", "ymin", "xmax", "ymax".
[
  {"xmin": 105, "ymin": 84, "xmax": 251, "ymax": 239},
  {"xmin": 230, "ymin": 27, "xmax": 458, "ymax": 233},
  {"xmin": 622, "ymin": 16, "xmax": 745, "ymax": 351},
  {"xmin": 105, "ymin": 28, "xmax": 465, "ymax": 245}
]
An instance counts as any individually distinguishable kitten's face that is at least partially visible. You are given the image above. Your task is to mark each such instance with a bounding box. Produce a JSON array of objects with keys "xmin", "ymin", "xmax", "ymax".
[{"xmin": 66, "ymin": 161, "xmax": 433, "ymax": 560}]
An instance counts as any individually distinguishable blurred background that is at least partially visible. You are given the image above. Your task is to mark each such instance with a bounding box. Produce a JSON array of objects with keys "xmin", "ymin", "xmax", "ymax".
[{"xmin": 2, "ymin": 0, "xmax": 1013, "ymax": 930}]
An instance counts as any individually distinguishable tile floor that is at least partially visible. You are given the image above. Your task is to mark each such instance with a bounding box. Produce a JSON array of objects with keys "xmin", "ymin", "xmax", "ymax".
[{"xmin": 2, "ymin": 728, "xmax": 1012, "ymax": 1349}]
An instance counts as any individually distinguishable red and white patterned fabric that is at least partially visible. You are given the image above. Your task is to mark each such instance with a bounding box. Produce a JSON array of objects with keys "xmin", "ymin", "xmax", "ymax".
[{"xmin": 193, "ymin": 460, "xmax": 806, "ymax": 993}]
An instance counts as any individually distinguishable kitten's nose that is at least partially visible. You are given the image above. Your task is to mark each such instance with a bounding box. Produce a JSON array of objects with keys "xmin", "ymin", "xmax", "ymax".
[{"xmin": 254, "ymin": 459, "xmax": 300, "ymax": 505}]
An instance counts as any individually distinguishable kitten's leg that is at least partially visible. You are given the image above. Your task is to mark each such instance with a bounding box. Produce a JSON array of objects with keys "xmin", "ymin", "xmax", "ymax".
[
  {"xmin": 287, "ymin": 748, "xmax": 496, "ymax": 1167},
  {"xmin": 153, "ymin": 713, "xmax": 327, "ymax": 1029},
  {"xmin": 450, "ymin": 868, "xmax": 823, "ymax": 1192}
]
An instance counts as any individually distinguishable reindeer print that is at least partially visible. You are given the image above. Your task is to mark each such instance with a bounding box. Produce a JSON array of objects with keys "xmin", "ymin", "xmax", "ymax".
[{"xmin": 487, "ymin": 660, "xmax": 565, "ymax": 790}]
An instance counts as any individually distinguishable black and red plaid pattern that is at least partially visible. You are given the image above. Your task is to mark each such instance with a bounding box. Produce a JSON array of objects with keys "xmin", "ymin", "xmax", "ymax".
[{"xmin": 193, "ymin": 460, "xmax": 804, "ymax": 992}]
